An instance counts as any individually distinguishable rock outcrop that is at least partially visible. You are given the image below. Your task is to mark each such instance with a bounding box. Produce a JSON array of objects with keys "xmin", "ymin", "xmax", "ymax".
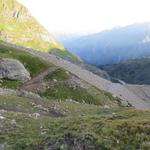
[{"xmin": 0, "ymin": 58, "xmax": 30, "ymax": 82}]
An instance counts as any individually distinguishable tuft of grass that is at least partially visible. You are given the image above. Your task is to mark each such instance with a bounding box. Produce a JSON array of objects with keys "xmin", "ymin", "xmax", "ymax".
[
  {"xmin": 41, "ymin": 84, "xmax": 99, "ymax": 105},
  {"xmin": 44, "ymin": 69, "xmax": 70, "ymax": 81},
  {"xmin": 0, "ymin": 78, "xmax": 22, "ymax": 89}
]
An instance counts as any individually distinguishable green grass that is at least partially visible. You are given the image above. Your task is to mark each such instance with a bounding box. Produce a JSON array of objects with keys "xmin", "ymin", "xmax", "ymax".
[
  {"xmin": 0, "ymin": 95, "xmax": 150, "ymax": 150},
  {"xmin": 0, "ymin": 0, "xmax": 80, "ymax": 64},
  {"xmin": 0, "ymin": 43, "xmax": 51, "ymax": 76},
  {"xmin": 0, "ymin": 0, "xmax": 80, "ymax": 66},
  {"xmin": 41, "ymin": 83, "xmax": 121, "ymax": 106},
  {"xmin": 0, "ymin": 79, "xmax": 21, "ymax": 89},
  {"xmin": 0, "ymin": 43, "xmax": 52, "ymax": 88},
  {"xmin": 41, "ymin": 84, "xmax": 99, "ymax": 105},
  {"xmin": 0, "ymin": 0, "xmax": 64, "ymax": 51},
  {"xmin": 44, "ymin": 69, "xmax": 70, "ymax": 81}
]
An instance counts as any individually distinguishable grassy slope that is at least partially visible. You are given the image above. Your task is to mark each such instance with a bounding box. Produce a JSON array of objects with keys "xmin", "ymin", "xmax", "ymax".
[
  {"xmin": 50, "ymin": 48, "xmax": 81, "ymax": 63},
  {"xmin": 0, "ymin": 41, "xmax": 150, "ymax": 149},
  {"xmin": 0, "ymin": 42, "xmax": 121, "ymax": 106},
  {"xmin": 0, "ymin": 0, "xmax": 64, "ymax": 51},
  {"xmin": 0, "ymin": 0, "xmax": 80, "ymax": 63},
  {"xmin": 41, "ymin": 68, "xmax": 121, "ymax": 106},
  {"xmin": 0, "ymin": 43, "xmax": 51, "ymax": 88},
  {"xmin": 44, "ymin": 69, "xmax": 70, "ymax": 80},
  {"xmin": 41, "ymin": 83, "xmax": 121, "ymax": 106},
  {"xmin": 100, "ymin": 58, "xmax": 150, "ymax": 85},
  {"xmin": 0, "ymin": 95, "xmax": 150, "ymax": 150}
]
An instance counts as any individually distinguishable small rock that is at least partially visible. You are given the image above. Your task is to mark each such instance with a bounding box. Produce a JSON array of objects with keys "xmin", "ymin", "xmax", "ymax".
[
  {"xmin": 11, "ymin": 119, "xmax": 16, "ymax": 126},
  {"xmin": 0, "ymin": 144, "xmax": 5, "ymax": 150},
  {"xmin": 32, "ymin": 113, "xmax": 40, "ymax": 119},
  {"xmin": 0, "ymin": 110, "xmax": 6, "ymax": 113},
  {"xmin": 53, "ymin": 79, "xmax": 57, "ymax": 82},
  {"xmin": 104, "ymin": 105, "xmax": 110, "ymax": 109},
  {"xmin": 41, "ymin": 131, "xmax": 46, "ymax": 135},
  {"xmin": 0, "ymin": 115, "xmax": 5, "ymax": 120},
  {"xmin": 112, "ymin": 112, "xmax": 116, "ymax": 115},
  {"xmin": 65, "ymin": 71, "xmax": 69, "ymax": 75}
]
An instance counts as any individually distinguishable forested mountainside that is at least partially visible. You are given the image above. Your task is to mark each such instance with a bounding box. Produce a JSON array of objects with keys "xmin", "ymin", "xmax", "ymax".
[{"xmin": 100, "ymin": 57, "xmax": 150, "ymax": 85}]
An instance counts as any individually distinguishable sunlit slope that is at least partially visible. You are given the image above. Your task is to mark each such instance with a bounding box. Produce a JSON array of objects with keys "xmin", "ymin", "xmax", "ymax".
[{"xmin": 0, "ymin": 0, "xmax": 64, "ymax": 51}]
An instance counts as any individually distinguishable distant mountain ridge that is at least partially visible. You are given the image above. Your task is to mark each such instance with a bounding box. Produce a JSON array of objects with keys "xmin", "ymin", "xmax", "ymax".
[
  {"xmin": 59, "ymin": 23, "xmax": 150, "ymax": 65},
  {"xmin": 100, "ymin": 57, "xmax": 150, "ymax": 85},
  {"xmin": 0, "ymin": 0, "xmax": 64, "ymax": 51}
]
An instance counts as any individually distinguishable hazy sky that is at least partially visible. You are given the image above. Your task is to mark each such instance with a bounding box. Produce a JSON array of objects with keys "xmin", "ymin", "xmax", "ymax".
[{"xmin": 19, "ymin": 0, "xmax": 150, "ymax": 34}]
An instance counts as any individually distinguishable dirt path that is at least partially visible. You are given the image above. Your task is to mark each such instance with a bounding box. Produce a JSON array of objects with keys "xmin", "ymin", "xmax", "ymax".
[
  {"xmin": 1, "ymin": 41, "xmax": 150, "ymax": 109},
  {"xmin": 21, "ymin": 66, "xmax": 59, "ymax": 92},
  {"xmin": 22, "ymin": 67, "xmax": 59, "ymax": 86}
]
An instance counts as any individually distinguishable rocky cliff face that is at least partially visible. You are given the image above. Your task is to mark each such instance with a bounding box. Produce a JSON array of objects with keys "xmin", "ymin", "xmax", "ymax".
[{"xmin": 0, "ymin": 0, "xmax": 64, "ymax": 51}]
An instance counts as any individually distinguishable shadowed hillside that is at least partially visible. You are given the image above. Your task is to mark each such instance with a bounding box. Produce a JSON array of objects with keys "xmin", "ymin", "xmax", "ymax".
[{"xmin": 100, "ymin": 57, "xmax": 150, "ymax": 85}]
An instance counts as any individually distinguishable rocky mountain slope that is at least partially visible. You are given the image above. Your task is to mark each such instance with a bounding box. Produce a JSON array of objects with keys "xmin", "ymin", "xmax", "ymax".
[
  {"xmin": 59, "ymin": 23, "xmax": 150, "ymax": 65},
  {"xmin": 100, "ymin": 57, "xmax": 150, "ymax": 85},
  {"xmin": 0, "ymin": 0, "xmax": 80, "ymax": 63},
  {"xmin": 1, "ymin": 40, "xmax": 150, "ymax": 110},
  {"xmin": 0, "ymin": 41, "xmax": 150, "ymax": 150},
  {"xmin": 0, "ymin": 1, "xmax": 150, "ymax": 149},
  {"xmin": 0, "ymin": 41, "xmax": 121, "ymax": 106},
  {"xmin": 0, "ymin": 0, "xmax": 64, "ymax": 51}
]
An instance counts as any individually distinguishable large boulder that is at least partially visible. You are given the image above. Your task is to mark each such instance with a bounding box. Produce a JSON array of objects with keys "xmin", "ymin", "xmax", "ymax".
[{"xmin": 0, "ymin": 58, "xmax": 31, "ymax": 82}]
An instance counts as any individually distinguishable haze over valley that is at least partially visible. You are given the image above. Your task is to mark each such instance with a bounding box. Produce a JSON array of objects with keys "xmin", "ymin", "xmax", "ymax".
[{"xmin": 59, "ymin": 22, "xmax": 150, "ymax": 65}]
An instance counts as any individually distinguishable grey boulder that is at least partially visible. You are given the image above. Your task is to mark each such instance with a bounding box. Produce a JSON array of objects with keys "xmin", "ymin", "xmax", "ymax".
[{"xmin": 0, "ymin": 58, "xmax": 31, "ymax": 82}]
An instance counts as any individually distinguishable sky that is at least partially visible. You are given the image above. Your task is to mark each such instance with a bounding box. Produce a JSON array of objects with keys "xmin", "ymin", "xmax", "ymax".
[{"xmin": 18, "ymin": 0, "xmax": 150, "ymax": 34}]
